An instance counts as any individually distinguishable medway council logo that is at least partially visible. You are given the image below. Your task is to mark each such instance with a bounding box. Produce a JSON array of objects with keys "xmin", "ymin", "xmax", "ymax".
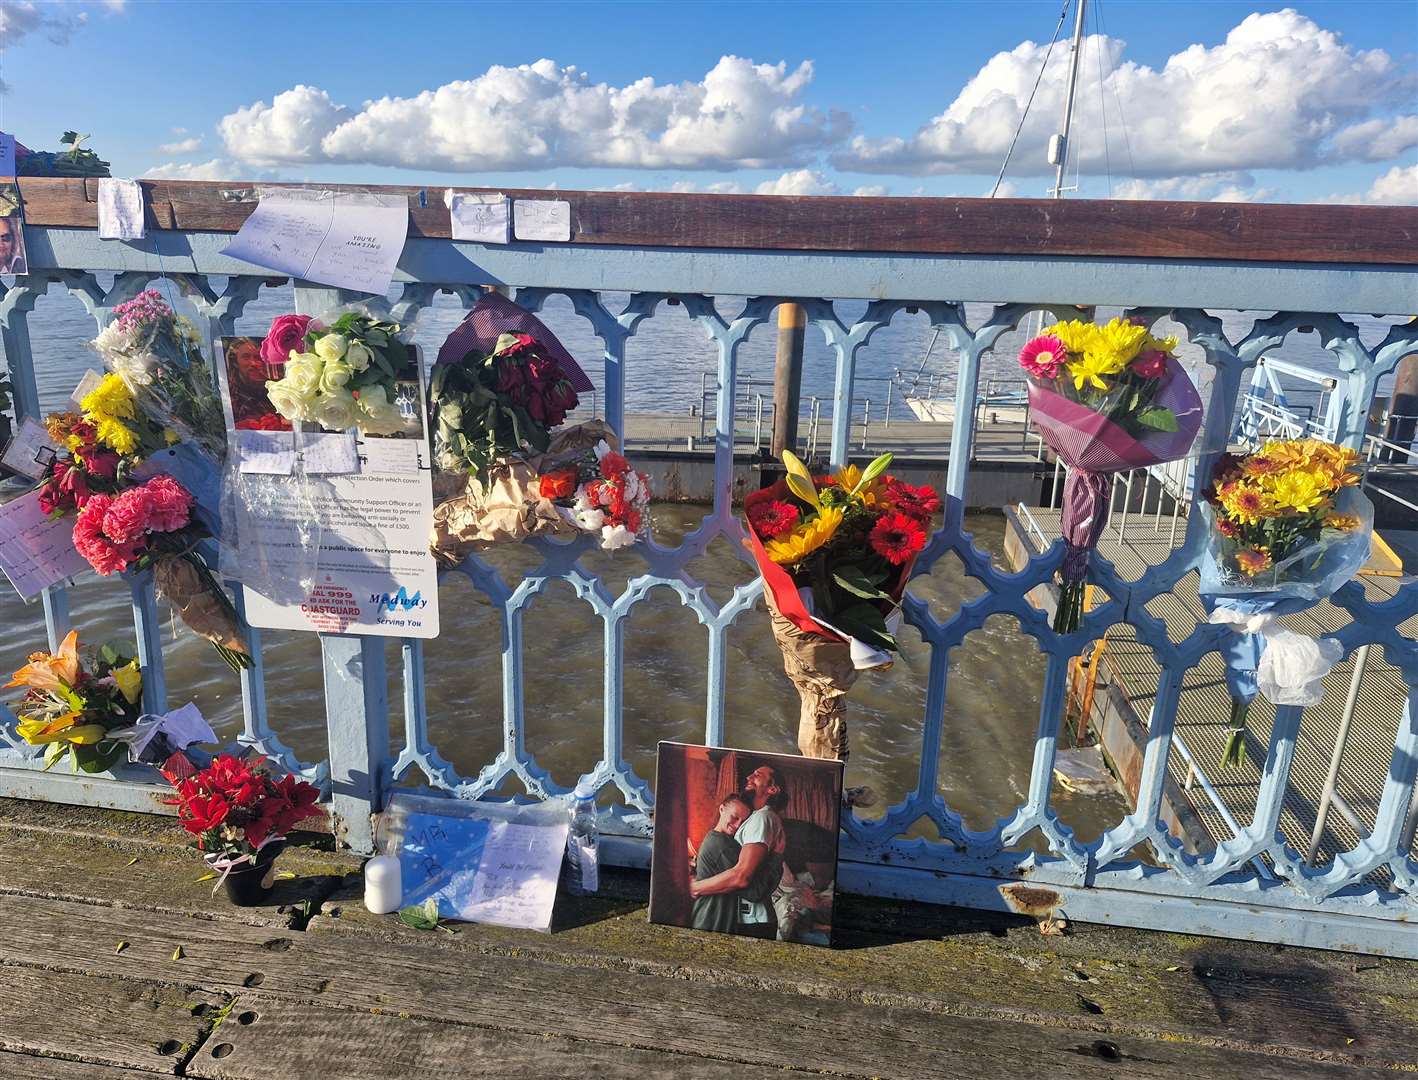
[{"xmin": 371, "ymin": 587, "xmax": 428, "ymax": 612}]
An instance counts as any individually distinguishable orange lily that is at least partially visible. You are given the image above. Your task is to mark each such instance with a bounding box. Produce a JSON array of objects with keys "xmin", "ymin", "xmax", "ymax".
[{"xmin": 5, "ymin": 631, "xmax": 81, "ymax": 694}]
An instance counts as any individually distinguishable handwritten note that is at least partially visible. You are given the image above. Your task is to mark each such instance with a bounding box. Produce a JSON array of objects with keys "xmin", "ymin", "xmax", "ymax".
[
  {"xmin": 299, "ymin": 430, "xmax": 360, "ymax": 475},
  {"xmin": 513, "ymin": 200, "xmax": 572, "ymax": 242},
  {"xmin": 0, "ymin": 488, "xmax": 90, "ymax": 600},
  {"xmin": 236, "ymin": 429, "xmax": 295, "ymax": 475},
  {"xmin": 0, "ymin": 416, "xmax": 60, "ymax": 480},
  {"xmin": 396, "ymin": 810, "xmax": 567, "ymax": 931},
  {"xmin": 0, "ymin": 133, "xmax": 15, "ymax": 178},
  {"xmin": 222, "ymin": 188, "xmax": 409, "ymax": 296},
  {"xmin": 446, "ymin": 190, "xmax": 509, "ymax": 245},
  {"xmin": 358, "ymin": 435, "xmax": 422, "ymax": 476},
  {"xmin": 97, "ymin": 178, "xmax": 146, "ymax": 240}
]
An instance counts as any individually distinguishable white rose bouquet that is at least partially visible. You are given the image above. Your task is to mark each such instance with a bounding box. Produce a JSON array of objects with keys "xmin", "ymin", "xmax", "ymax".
[{"xmin": 262, "ymin": 312, "xmax": 413, "ymax": 437}]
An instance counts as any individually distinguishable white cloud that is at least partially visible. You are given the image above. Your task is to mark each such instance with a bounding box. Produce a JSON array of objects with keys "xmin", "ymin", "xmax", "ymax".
[
  {"xmin": 0, "ymin": 0, "xmax": 88, "ymax": 45},
  {"xmin": 1329, "ymin": 115, "xmax": 1418, "ymax": 162},
  {"xmin": 1113, "ymin": 171, "xmax": 1276, "ymax": 202},
  {"xmin": 100, "ymin": 0, "xmax": 126, "ymax": 10},
  {"xmin": 833, "ymin": 10, "xmax": 1414, "ymax": 178},
  {"xmin": 1319, "ymin": 164, "xmax": 1418, "ymax": 206},
  {"xmin": 141, "ymin": 158, "xmax": 263, "ymax": 181},
  {"xmin": 851, "ymin": 184, "xmax": 889, "ymax": 197},
  {"xmin": 157, "ymin": 136, "xmax": 203, "ymax": 155},
  {"xmin": 755, "ymin": 169, "xmax": 837, "ymax": 195},
  {"xmin": 219, "ymin": 56, "xmax": 849, "ymax": 173}
]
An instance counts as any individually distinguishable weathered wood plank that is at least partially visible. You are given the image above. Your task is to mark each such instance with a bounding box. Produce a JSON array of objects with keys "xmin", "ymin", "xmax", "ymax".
[
  {"xmin": 15, "ymin": 177, "xmax": 1418, "ymax": 265},
  {"xmin": 0, "ymin": 1051, "xmax": 170, "ymax": 1078},
  {"xmin": 2, "ymin": 893, "xmax": 1413, "ymax": 1077},
  {"xmin": 0, "ymin": 964, "xmax": 224, "ymax": 1075},
  {"xmin": 183, "ymin": 999, "xmax": 783, "ymax": 1080}
]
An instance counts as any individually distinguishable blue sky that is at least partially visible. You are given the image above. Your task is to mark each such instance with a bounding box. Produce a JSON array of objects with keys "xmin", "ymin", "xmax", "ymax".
[{"xmin": 2, "ymin": 0, "xmax": 1414, "ymax": 203}]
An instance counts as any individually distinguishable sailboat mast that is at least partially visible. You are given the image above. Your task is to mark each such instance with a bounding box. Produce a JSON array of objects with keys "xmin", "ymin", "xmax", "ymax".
[{"xmin": 1049, "ymin": 0, "xmax": 1089, "ymax": 198}]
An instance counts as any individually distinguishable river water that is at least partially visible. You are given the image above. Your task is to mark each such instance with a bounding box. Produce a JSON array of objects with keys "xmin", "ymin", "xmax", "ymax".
[{"xmin": 0, "ymin": 282, "xmax": 1402, "ymax": 845}]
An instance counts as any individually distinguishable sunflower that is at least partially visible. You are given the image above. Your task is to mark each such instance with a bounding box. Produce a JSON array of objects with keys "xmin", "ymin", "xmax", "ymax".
[{"xmin": 765, "ymin": 506, "xmax": 844, "ymax": 566}]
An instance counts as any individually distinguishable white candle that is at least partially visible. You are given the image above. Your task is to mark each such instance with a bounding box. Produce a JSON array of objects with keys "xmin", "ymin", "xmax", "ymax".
[{"xmin": 363, "ymin": 855, "xmax": 402, "ymax": 914}]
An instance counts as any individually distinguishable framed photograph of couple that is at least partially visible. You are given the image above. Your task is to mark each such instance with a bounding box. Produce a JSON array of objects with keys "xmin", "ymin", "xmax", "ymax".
[{"xmin": 650, "ymin": 742, "xmax": 843, "ymax": 947}]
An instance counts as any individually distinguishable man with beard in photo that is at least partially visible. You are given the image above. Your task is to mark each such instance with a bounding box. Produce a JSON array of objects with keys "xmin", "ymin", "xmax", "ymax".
[{"xmin": 689, "ymin": 764, "xmax": 788, "ymax": 940}]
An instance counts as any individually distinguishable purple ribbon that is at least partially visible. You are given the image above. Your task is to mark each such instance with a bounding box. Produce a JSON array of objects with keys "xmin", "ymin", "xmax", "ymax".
[{"xmin": 1060, "ymin": 469, "xmax": 1111, "ymax": 584}]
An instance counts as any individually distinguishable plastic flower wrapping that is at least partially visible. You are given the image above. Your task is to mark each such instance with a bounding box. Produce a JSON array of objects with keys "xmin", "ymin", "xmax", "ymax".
[
  {"xmin": 1198, "ymin": 439, "xmax": 1373, "ymax": 766},
  {"xmin": 426, "ymin": 292, "xmax": 648, "ymax": 564},
  {"xmin": 166, "ymin": 754, "xmax": 323, "ymax": 884},
  {"xmin": 261, "ymin": 311, "xmax": 417, "ymax": 437},
  {"xmin": 743, "ymin": 450, "xmax": 940, "ymax": 761},
  {"xmin": 5, "ymin": 630, "xmax": 213, "ymax": 774},
  {"xmin": 1019, "ymin": 318, "xmax": 1203, "ymax": 632},
  {"xmin": 89, "ymin": 290, "xmax": 228, "ymax": 463}
]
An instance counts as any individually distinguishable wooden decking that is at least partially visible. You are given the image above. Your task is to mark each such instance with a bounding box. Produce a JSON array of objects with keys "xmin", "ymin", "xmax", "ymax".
[
  {"xmin": 1, "ymin": 799, "xmax": 1416, "ymax": 1077},
  {"xmin": 1013, "ymin": 505, "xmax": 1416, "ymax": 865}
]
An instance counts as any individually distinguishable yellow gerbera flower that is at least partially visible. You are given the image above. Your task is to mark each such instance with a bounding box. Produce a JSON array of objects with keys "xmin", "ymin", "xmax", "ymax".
[
  {"xmin": 1066, "ymin": 350, "xmax": 1127, "ymax": 392},
  {"xmin": 765, "ymin": 506, "xmax": 843, "ymax": 566},
  {"xmin": 1268, "ymin": 470, "xmax": 1328, "ymax": 514},
  {"xmin": 1089, "ymin": 318, "xmax": 1150, "ymax": 368},
  {"xmin": 1048, "ymin": 320, "xmax": 1096, "ymax": 355}
]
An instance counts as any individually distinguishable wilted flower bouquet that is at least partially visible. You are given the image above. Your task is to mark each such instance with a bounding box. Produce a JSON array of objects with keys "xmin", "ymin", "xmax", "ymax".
[
  {"xmin": 90, "ymin": 290, "xmax": 228, "ymax": 462},
  {"xmin": 5, "ymin": 630, "xmax": 213, "ymax": 775},
  {"xmin": 1020, "ymin": 317, "xmax": 1203, "ymax": 631},
  {"xmin": 167, "ymin": 754, "xmax": 322, "ymax": 904},
  {"xmin": 1199, "ymin": 439, "xmax": 1372, "ymax": 766},
  {"xmin": 262, "ymin": 312, "xmax": 412, "ymax": 436},
  {"xmin": 743, "ymin": 450, "xmax": 939, "ymax": 760}
]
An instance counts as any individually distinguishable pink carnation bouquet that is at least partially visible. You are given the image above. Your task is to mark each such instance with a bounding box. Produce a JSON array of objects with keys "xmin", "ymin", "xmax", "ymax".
[
  {"xmin": 1020, "ymin": 318, "xmax": 1203, "ymax": 632},
  {"xmin": 72, "ymin": 474, "xmax": 251, "ymax": 671}
]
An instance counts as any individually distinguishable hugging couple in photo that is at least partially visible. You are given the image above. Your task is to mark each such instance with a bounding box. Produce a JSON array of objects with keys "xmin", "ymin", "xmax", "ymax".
[{"xmin": 688, "ymin": 764, "xmax": 787, "ymax": 940}]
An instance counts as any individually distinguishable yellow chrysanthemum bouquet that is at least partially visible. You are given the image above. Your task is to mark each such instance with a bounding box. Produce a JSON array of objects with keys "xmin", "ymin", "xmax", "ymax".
[
  {"xmin": 1198, "ymin": 439, "xmax": 1374, "ymax": 767},
  {"xmin": 1019, "ymin": 317, "xmax": 1203, "ymax": 631}
]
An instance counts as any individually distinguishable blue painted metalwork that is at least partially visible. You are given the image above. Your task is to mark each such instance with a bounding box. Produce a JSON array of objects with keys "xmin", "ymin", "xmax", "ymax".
[{"xmin": 2, "ymin": 222, "xmax": 1416, "ymax": 956}]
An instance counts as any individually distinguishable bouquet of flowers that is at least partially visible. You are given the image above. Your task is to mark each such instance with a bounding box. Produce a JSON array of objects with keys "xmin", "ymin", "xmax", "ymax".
[
  {"xmin": 541, "ymin": 439, "xmax": 653, "ymax": 551},
  {"xmin": 70, "ymin": 473, "xmax": 252, "ymax": 671},
  {"xmin": 261, "ymin": 312, "xmax": 413, "ymax": 436},
  {"xmin": 1199, "ymin": 439, "xmax": 1373, "ymax": 766},
  {"xmin": 5, "ymin": 630, "xmax": 213, "ymax": 774},
  {"xmin": 167, "ymin": 754, "xmax": 322, "ymax": 902},
  {"xmin": 90, "ymin": 290, "xmax": 228, "ymax": 462},
  {"xmin": 1020, "ymin": 318, "xmax": 1203, "ymax": 631},
  {"xmin": 743, "ymin": 450, "xmax": 940, "ymax": 760}
]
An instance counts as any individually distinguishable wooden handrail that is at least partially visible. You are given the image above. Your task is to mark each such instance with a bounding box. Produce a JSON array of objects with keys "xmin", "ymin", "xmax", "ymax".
[{"xmin": 16, "ymin": 176, "xmax": 1418, "ymax": 266}]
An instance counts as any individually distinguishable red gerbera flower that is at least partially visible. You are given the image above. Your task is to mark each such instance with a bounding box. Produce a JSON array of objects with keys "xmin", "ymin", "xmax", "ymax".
[
  {"xmin": 747, "ymin": 499, "xmax": 800, "ymax": 539},
  {"xmin": 869, "ymin": 510, "xmax": 926, "ymax": 565},
  {"xmin": 889, "ymin": 481, "xmax": 942, "ymax": 521}
]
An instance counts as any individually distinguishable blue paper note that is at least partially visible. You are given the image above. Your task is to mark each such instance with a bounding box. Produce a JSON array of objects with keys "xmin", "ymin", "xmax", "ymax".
[
  {"xmin": 0, "ymin": 134, "xmax": 15, "ymax": 178},
  {"xmin": 398, "ymin": 811, "xmax": 490, "ymax": 913},
  {"xmin": 132, "ymin": 442, "xmax": 224, "ymax": 535}
]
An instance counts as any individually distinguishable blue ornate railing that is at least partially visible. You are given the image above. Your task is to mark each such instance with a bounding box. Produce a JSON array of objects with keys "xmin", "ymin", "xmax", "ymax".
[{"xmin": 2, "ymin": 182, "xmax": 1416, "ymax": 955}]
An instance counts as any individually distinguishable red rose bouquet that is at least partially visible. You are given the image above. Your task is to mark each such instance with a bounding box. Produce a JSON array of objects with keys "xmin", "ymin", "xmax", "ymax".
[
  {"xmin": 540, "ymin": 439, "xmax": 653, "ymax": 551},
  {"xmin": 168, "ymin": 754, "xmax": 322, "ymax": 902},
  {"xmin": 743, "ymin": 450, "xmax": 939, "ymax": 760}
]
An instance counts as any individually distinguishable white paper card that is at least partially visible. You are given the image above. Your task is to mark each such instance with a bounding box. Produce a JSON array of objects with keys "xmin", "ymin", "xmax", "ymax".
[
  {"xmin": 1, "ymin": 416, "xmax": 61, "ymax": 480},
  {"xmin": 97, "ymin": 178, "xmax": 146, "ymax": 240},
  {"xmin": 0, "ymin": 134, "xmax": 15, "ymax": 178},
  {"xmin": 513, "ymin": 200, "xmax": 571, "ymax": 242},
  {"xmin": 236, "ymin": 429, "xmax": 295, "ymax": 475},
  {"xmin": 71, "ymin": 369, "xmax": 105, "ymax": 407},
  {"xmin": 358, "ymin": 435, "xmax": 421, "ymax": 476},
  {"xmin": 462, "ymin": 821, "xmax": 567, "ymax": 930},
  {"xmin": 221, "ymin": 188, "xmax": 409, "ymax": 296},
  {"xmin": 0, "ymin": 489, "xmax": 90, "ymax": 600},
  {"xmin": 300, "ymin": 430, "xmax": 360, "ymax": 475},
  {"xmin": 446, "ymin": 190, "xmax": 510, "ymax": 244}
]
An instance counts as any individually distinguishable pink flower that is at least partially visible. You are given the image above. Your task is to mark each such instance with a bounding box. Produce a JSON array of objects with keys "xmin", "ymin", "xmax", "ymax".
[
  {"xmin": 73, "ymin": 495, "xmax": 144, "ymax": 575},
  {"xmin": 102, "ymin": 488, "xmax": 153, "ymax": 545},
  {"xmin": 1018, "ymin": 335, "xmax": 1068, "ymax": 380},
  {"xmin": 260, "ymin": 314, "xmax": 312, "ymax": 368},
  {"xmin": 141, "ymin": 474, "xmax": 194, "ymax": 532},
  {"xmin": 1131, "ymin": 350, "xmax": 1170, "ymax": 380}
]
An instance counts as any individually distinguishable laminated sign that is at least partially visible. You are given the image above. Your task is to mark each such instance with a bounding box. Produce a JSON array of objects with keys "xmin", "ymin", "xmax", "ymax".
[{"xmin": 217, "ymin": 323, "xmax": 441, "ymax": 638}]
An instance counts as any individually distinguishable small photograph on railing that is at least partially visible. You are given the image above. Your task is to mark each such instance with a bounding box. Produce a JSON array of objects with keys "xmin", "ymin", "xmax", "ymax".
[
  {"xmin": 650, "ymin": 742, "xmax": 842, "ymax": 947},
  {"xmin": 0, "ymin": 182, "xmax": 27, "ymax": 276}
]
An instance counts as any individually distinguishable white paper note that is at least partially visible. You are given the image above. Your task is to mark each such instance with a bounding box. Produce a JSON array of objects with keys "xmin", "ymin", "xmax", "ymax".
[
  {"xmin": 236, "ymin": 429, "xmax": 296, "ymax": 475},
  {"xmin": 462, "ymin": 820, "xmax": 567, "ymax": 931},
  {"xmin": 0, "ymin": 416, "xmax": 61, "ymax": 480},
  {"xmin": 0, "ymin": 489, "xmax": 90, "ymax": 600},
  {"xmin": 358, "ymin": 436, "xmax": 422, "ymax": 476},
  {"xmin": 513, "ymin": 200, "xmax": 572, "ymax": 242},
  {"xmin": 71, "ymin": 369, "xmax": 105, "ymax": 407},
  {"xmin": 97, "ymin": 178, "xmax": 146, "ymax": 240},
  {"xmin": 222, "ymin": 188, "xmax": 409, "ymax": 296},
  {"xmin": 446, "ymin": 190, "xmax": 510, "ymax": 245},
  {"xmin": 299, "ymin": 430, "xmax": 360, "ymax": 475}
]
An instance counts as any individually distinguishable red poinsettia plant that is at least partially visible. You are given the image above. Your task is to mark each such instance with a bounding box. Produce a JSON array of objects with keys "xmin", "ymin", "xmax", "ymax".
[{"xmin": 168, "ymin": 754, "xmax": 323, "ymax": 867}]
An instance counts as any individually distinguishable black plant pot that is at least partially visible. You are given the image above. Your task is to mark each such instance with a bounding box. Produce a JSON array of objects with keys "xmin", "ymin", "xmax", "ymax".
[{"xmin": 221, "ymin": 841, "xmax": 287, "ymax": 907}]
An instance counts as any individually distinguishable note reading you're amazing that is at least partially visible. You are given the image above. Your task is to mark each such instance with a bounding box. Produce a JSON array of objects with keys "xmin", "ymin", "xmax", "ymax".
[{"xmin": 222, "ymin": 188, "xmax": 409, "ymax": 295}]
